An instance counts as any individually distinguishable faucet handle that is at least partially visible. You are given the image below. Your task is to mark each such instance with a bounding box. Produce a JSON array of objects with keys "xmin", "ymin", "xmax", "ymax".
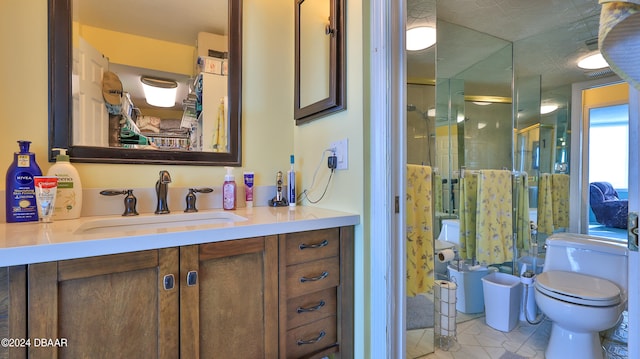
[
  {"xmin": 100, "ymin": 189, "xmax": 139, "ymax": 216},
  {"xmin": 185, "ymin": 188, "xmax": 214, "ymax": 213}
]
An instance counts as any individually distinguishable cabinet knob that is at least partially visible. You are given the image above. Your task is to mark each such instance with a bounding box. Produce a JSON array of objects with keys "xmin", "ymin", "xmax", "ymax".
[
  {"xmin": 187, "ymin": 271, "xmax": 198, "ymax": 286},
  {"xmin": 163, "ymin": 274, "xmax": 175, "ymax": 290}
]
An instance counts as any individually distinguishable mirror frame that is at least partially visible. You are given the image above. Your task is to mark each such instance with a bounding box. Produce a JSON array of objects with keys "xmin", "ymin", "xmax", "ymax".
[
  {"xmin": 294, "ymin": 0, "xmax": 346, "ymax": 125},
  {"xmin": 48, "ymin": 0, "xmax": 242, "ymax": 166}
]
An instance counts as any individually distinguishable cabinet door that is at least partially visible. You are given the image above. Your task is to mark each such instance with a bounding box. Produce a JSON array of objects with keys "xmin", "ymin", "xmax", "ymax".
[
  {"xmin": 180, "ymin": 236, "xmax": 279, "ymax": 358},
  {"xmin": 28, "ymin": 249, "xmax": 179, "ymax": 359}
]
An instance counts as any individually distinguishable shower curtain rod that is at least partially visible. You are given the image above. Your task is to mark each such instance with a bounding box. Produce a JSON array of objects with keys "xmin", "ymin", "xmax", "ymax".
[{"xmin": 457, "ymin": 168, "xmax": 526, "ymax": 178}]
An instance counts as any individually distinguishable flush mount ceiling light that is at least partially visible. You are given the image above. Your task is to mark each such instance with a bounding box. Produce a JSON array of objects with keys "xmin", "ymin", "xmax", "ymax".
[
  {"xmin": 406, "ymin": 26, "xmax": 436, "ymax": 51},
  {"xmin": 140, "ymin": 76, "xmax": 178, "ymax": 107},
  {"xmin": 540, "ymin": 104, "xmax": 559, "ymax": 115},
  {"xmin": 577, "ymin": 53, "xmax": 609, "ymax": 70},
  {"xmin": 472, "ymin": 101, "xmax": 492, "ymax": 106}
]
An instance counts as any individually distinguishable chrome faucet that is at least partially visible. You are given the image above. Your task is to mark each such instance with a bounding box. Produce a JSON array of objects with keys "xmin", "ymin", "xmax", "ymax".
[{"xmin": 155, "ymin": 170, "xmax": 172, "ymax": 214}]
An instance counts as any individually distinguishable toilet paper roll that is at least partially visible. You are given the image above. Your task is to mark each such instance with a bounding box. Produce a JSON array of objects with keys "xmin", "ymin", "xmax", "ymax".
[
  {"xmin": 434, "ymin": 280, "xmax": 457, "ymax": 303},
  {"xmin": 441, "ymin": 315, "xmax": 457, "ymax": 336},
  {"xmin": 438, "ymin": 249, "xmax": 455, "ymax": 263}
]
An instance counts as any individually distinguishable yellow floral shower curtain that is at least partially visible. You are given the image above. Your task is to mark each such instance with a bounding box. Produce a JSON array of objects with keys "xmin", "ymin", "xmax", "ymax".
[
  {"xmin": 475, "ymin": 170, "xmax": 513, "ymax": 265},
  {"xmin": 515, "ymin": 173, "xmax": 531, "ymax": 253},
  {"xmin": 459, "ymin": 174, "xmax": 478, "ymax": 260},
  {"xmin": 459, "ymin": 170, "xmax": 515, "ymax": 265},
  {"xmin": 537, "ymin": 173, "xmax": 570, "ymax": 235},
  {"xmin": 406, "ymin": 164, "xmax": 435, "ymax": 296}
]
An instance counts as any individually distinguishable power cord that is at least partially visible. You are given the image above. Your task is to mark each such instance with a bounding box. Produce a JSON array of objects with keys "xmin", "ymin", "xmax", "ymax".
[{"xmin": 298, "ymin": 148, "xmax": 337, "ymax": 204}]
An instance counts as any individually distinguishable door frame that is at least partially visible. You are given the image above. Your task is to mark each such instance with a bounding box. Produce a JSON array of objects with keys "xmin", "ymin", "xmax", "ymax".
[
  {"xmin": 569, "ymin": 75, "xmax": 622, "ymax": 233},
  {"xmin": 368, "ymin": 0, "xmax": 406, "ymax": 357},
  {"xmin": 627, "ymin": 85, "xmax": 639, "ymax": 359}
]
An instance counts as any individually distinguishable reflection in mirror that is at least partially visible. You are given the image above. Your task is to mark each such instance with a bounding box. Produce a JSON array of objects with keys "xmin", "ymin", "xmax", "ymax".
[
  {"xmin": 436, "ymin": 20, "xmax": 513, "ymax": 214},
  {"xmin": 299, "ymin": 0, "xmax": 330, "ymax": 108},
  {"xmin": 407, "ymin": 19, "xmax": 513, "ymax": 355},
  {"xmin": 49, "ymin": 0, "xmax": 242, "ymax": 165},
  {"xmin": 405, "ymin": 1, "xmax": 437, "ymax": 357},
  {"xmin": 294, "ymin": 0, "xmax": 345, "ymax": 124}
]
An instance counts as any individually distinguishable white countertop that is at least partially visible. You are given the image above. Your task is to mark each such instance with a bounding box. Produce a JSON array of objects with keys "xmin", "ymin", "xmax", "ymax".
[{"xmin": 0, "ymin": 206, "xmax": 360, "ymax": 266}]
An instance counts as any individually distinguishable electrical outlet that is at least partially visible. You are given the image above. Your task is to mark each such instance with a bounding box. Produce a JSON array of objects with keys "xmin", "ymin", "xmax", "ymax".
[{"xmin": 330, "ymin": 138, "xmax": 348, "ymax": 170}]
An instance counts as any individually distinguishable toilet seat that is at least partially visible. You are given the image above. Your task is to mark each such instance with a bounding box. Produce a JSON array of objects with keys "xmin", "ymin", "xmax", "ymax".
[{"xmin": 535, "ymin": 271, "xmax": 621, "ymax": 307}]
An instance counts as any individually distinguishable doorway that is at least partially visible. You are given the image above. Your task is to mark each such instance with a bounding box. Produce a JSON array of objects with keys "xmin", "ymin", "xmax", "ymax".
[
  {"xmin": 573, "ymin": 81, "xmax": 629, "ymax": 238},
  {"xmin": 587, "ymin": 100, "xmax": 629, "ymax": 240}
]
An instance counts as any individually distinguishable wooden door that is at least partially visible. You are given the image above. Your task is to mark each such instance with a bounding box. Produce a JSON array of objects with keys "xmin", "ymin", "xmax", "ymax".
[
  {"xmin": 180, "ymin": 236, "xmax": 279, "ymax": 358},
  {"xmin": 75, "ymin": 37, "xmax": 109, "ymax": 147},
  {"xmin": 28, "ymin": 249, "xmax": 179, "ymax": 359}
]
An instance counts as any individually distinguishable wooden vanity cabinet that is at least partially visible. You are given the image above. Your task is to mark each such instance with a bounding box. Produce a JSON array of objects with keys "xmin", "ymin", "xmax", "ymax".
[{"xmin": 6, "ymin": 225, "xmax": 352, "ymax": 359}]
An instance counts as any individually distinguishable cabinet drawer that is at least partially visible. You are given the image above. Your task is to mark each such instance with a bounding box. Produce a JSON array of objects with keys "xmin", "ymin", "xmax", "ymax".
[
  {"xmin": 284, "ymin": 229, "xmax": 340, "ymax": 265},
  {"xmin": 286, "ymin": 257, "xmax": 340, "ymax": 299},
  {"xmin": 287, "ymin": 287, "xmax": 337, "ymax": 329},
  {"xmin": 286, "ymin": 316, "xmax": 337, "ymax": 359}
]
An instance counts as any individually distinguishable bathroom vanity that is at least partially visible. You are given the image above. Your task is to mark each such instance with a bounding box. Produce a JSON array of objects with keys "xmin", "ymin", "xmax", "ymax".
[{"xmin": 0, "ymin": 206, "xmax": 358, "ymax": 358}]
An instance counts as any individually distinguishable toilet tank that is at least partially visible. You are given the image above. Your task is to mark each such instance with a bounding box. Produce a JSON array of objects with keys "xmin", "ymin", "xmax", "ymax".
[
  {"xmin": 437, "ymin": 219, "xmax": 460, "ymax": 245},
  {"xmin": 543, "ymin": 233, "xmax": 628, "ymax": 292}
]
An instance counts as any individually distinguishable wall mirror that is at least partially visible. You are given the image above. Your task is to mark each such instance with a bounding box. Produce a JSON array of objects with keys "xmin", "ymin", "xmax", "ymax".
[
  {"xmin": 294, "ymin": 0, "xmax": 345, "ymax": 125},
  {"xmin": 49, "ymin": 0, "xmax": 242, "ymax": 165}
]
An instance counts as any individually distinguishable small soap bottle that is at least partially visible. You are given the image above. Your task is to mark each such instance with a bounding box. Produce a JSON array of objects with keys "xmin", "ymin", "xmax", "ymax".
[{"xmin": 222, "ymin": 166, "xmax": 236, "ymax": 210}]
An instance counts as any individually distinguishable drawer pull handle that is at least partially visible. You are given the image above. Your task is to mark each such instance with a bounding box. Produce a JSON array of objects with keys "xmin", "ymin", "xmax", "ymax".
[
  {"xmin": 300, "ymin": 271, "xmax": 328, "ymax": 283},
  {"xmin": 297, "ymin": 300, "xmax": 326, "ymax": 313},
  {"xmin": 299, "ymin": 239, "xmax": 329, "ymax": 250},
  {"xmin": 297, "ymin": 330, "xmax": 326, "ymax": 346}
]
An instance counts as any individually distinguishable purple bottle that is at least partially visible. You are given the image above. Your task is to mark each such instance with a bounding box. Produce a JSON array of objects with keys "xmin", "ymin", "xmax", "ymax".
[{"xmin": 6, "ymin": 141, "xmax": 42, "ymax": 223}]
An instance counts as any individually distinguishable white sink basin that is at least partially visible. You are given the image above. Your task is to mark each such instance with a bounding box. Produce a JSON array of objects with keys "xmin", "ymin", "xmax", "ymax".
[{"xmin": 74, "ymin": 211, "xmax": 247, "ymax": 235}]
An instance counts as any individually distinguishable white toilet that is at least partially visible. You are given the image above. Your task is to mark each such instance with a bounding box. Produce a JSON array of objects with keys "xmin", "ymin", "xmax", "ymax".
[{"xmin": 534, "ymin": 233, "xmax": 628, "ymax": 359}]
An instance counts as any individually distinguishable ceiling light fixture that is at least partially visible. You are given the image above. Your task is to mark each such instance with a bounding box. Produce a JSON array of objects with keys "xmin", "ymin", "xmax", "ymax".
[
  {"xmin": 140, "ymin": 76, "xmax": 178, "ymax": 107},
  {"xmin": 577, "ymin": 53, "xmax": 609, "ymax": 70},
  {"xmin": 406, "ymin": 26, "xmax": 436, "ymax": 51},
  {"xmin": 472, "ymin": 101, "xmax": 492, "ymax": 106},
  {"xmin": 540, "ymin": 104, "xmax": 559, "ymax": 115}
]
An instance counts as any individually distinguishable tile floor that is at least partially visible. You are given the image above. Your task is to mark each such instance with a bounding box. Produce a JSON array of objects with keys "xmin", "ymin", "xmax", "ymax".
[{"xmin": 407, "ymin": 311, "xmax": 629, "ymax": 359}]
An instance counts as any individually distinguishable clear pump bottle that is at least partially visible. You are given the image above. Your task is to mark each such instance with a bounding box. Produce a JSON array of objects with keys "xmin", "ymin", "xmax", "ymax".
[{"xmin": 222, "ymin": 166, "xmax": 236, "ymax": 210}]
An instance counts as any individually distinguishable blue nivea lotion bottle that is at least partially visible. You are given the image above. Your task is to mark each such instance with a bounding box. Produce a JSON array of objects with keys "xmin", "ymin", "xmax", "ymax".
[{"xmin": 6, "ymin": 140, "xmax": 42, "ymax": 223}]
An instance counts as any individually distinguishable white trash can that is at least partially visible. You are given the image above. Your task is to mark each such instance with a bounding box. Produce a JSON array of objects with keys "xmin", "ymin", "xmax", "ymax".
[
  {"xmin": 448, "ymin": 264, "xmax": 491, "ymax": 314},
  {"xmin": 481, "ymin": 272, "xmax": 522, "ymax": 332}
]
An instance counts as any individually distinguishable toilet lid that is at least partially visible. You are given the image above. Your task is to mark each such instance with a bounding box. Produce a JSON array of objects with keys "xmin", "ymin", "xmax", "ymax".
[{"xmin": 535, "ymin": 271, "xmax": 621, "ymax": 307}]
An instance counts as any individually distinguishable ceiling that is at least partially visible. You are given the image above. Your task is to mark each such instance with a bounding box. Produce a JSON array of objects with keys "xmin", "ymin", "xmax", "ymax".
[
  {"xmin": 74, "ymin": 0, "xmax": 227, "ymax": 46},
  {"xmin": 407, "ymin": 0, "xmax": 610, "ymax": 101}
]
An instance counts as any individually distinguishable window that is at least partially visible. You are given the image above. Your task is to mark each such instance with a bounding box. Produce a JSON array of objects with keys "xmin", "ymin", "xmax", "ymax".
[{"xmin": 589, "ymin": 104, "xmax": 629, "ymax": 190}]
